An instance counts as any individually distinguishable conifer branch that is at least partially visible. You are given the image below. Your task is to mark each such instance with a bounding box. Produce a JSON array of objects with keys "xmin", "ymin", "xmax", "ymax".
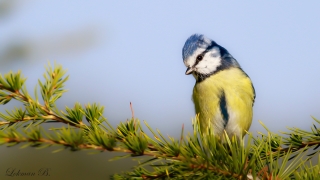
[{"xmin": 1, "ymin": 63, "xmax": 320, "ymax": 179}]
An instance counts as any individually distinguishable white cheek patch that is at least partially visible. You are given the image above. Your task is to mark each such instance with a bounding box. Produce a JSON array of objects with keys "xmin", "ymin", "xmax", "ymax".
[
  {"xmin": 195, "ymin": 52, "xmax": 222, "ymax": 74},
  {"xmin": 184, "ymin": 47, "xmax": 222, "ymax": 75}
]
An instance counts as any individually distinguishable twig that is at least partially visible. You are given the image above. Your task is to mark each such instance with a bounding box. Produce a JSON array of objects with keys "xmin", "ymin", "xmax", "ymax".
[{"xmin": 130, "ymin": 102, "xmax": 134, "ymax": 119}]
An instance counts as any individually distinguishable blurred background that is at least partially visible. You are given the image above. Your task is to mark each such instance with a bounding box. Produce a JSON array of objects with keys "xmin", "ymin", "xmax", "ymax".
[{"xmin": 0, "ymin": 1, "xmax": 320, "ymax": 179}]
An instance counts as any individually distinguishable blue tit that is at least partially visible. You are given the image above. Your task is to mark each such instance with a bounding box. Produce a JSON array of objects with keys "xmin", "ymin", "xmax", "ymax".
[{"xmin": 182, "ymin": 34, "xmax": 255, "ymax": 138}]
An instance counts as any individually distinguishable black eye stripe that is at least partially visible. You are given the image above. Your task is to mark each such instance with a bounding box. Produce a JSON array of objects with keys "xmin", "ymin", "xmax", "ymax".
[
  {"xmin": 193, "ymin": 53, "xmax": 206, "ymax": 67},
  {"xmin": 203, "ymin": 42, "xmax": 217, "ymax": 53},
  {"xmin": 196, "ymin": 55, "xmax": 203, "ymax": 61},
  {"xmin": 194, "ymin": 43, "xmax": 215, "ymax": 65},
  {"xmin": 199, "ymin": 42, "xmax": 217, "ymax": 58}
]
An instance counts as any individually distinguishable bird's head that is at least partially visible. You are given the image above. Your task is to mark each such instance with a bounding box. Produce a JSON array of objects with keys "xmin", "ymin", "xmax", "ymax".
[{"xmin": 182, "ymin": 34, "xmax": 240, "ymax": 82}]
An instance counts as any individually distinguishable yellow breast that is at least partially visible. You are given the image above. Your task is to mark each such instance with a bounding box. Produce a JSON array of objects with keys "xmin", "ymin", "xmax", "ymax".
[{"xmin": 192, "ymin": 68, "xmax": 255, "ymax": 137}]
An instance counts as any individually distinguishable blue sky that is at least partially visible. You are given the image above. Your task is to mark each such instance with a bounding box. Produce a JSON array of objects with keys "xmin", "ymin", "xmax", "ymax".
[{"xmin": 1, "ymin": 1, "xmax": 320, "ymax": 136}]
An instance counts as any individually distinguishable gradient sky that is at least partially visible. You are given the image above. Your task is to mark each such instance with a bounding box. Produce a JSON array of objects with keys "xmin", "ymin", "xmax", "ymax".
[
  {"xmin": 1, "ymin": 1, "xmax": 320, "ymax": 135},
  {"xmin": 0, "ymin": 1, "xmax": 320, "ymax": 178}
]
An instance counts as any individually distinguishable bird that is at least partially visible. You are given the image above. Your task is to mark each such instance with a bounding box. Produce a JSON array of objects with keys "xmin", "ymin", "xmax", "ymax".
[{"xmin": 182, "ymin": 34, "xmax": 255, "ymax": 139}]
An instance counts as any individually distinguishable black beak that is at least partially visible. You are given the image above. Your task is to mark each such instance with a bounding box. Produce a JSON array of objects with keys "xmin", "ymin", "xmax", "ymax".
[{"xmin": 185, "ymin": 67, "xmax": 194, "ymax": 75}]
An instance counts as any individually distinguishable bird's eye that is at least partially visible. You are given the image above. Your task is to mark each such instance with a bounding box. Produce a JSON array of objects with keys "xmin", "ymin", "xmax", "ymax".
[{"xmin": 196, "ymin": 55, "xmax": 203, "ymax": 61}]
